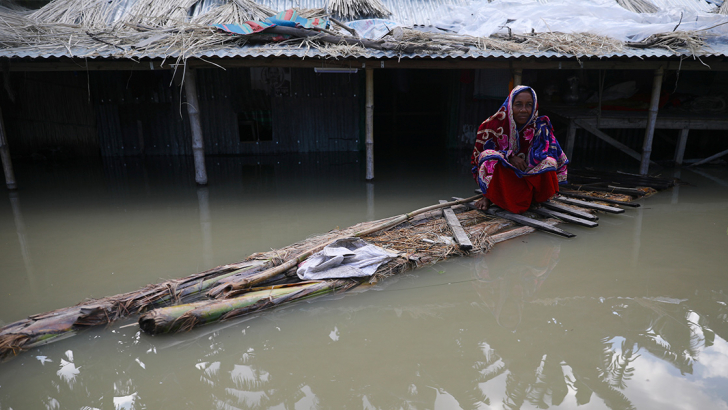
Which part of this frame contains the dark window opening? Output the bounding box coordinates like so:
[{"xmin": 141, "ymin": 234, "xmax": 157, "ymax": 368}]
[{"xmin": 238, "ymin": 111, "xmax": 272, "ymax": 143}]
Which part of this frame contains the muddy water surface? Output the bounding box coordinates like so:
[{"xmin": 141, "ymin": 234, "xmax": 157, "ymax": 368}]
[{"xmin": 1, "ymin": 154, "xmax": 727, "ymax": 410}]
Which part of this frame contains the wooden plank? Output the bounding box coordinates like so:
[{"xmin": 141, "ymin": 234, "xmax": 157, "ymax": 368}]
[
  {"xmin": 438, "ymin": 200, "xmax": 473, "ymax": 251},
  {"xmin": 564, "ymin": 183, "xmax": 648, "ymax": 197},
  {"xmin": 560, "ymin": 191, "xmax": 640, "ymax": 207},
  {"xmin": 540, "ymin": 200, "xmax": 599, "ymax": 220},
  {"xmin": 554, "ymin": 196, "xmax": 625, "ymax": 214},
  {"xmin": 531, "ymin": 207, "xmax": 599, "ymax": 228},
  {"xmin": 485, "ymin": 206, "xmax": 576, "ymax": 238}
]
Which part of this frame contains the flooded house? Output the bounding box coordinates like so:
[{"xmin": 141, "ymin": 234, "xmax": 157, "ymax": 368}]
[
  {"xmin": 1, "ymin": 0, "xmax": 728, "ymax": 191},
  {"xmin": 1, "ymin": 0, "xmax": 728, "ymax": 409}
]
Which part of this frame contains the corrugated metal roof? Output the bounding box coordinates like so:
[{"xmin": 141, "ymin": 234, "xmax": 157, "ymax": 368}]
[{"xmin": 3, "ymin": 41, "xmax": 728, "ymax": 60}]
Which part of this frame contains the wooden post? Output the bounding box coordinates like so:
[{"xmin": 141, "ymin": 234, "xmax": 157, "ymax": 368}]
[
  {"xmin": 184, "ymin": 68, "xmax": 208, "ymax": 186},
  {"xmin": 565, "ymin": 120, "xmax": 576, "ymax": 159},
  {"xmin": 639, "ymin": 67, "xmax": 664, "ymax": 175},
  {"xmin": 0, "ymin": 106, "xmax": 17, "ymax": 190},
  {"xmin": 674, "ymin": 128, "xmax": 689, "ymax": 165},
  {"xmin": 365, "ymin": 68, "xmax": 374, "ymax": 181},
  {"xmin": 513, "ymin": 68, "xmax": 523, "ymax": 87}
]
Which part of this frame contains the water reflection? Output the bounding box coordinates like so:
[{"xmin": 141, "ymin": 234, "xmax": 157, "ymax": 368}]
[
  {"xmin": 0, "ymin": 159, "xmax": 727, "ymax": 409},
  {"xmin": 7, "ymin": 190, "xmax": 38, "ymax": 299},
  {"xmin": 473, "ymin": 238, "xmax": 561, "ymax": 329}
]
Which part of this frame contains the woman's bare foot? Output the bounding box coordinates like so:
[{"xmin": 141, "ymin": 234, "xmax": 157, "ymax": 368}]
[{"xmin": 475, "ymin": 197, "xmax": 490, "ymax": 210}]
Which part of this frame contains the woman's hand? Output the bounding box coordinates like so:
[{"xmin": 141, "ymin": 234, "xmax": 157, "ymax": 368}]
[
  {"xmin": 475, "ymin": 197, "xmax": 490, "ymax": 210},
  {"xmin": 509, "ymin": 154, "xmax": 527, "ymax": 171}
]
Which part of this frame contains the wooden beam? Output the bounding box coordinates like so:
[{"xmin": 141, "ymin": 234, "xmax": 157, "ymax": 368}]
[
  {"xmin": 689, "ymin": 147, "xmax": 728, "ymax": 167},
  {"xmin": 559, "ymin": 191, "xmax": 640, "ymax": 207},
  {"xmin": 485, "ymin": 206, "xmax": 576, "ymax": 238},
  {"xmin": 674, "ymin": 128, "xmax": 689, "ymax": 165},
  {"xmin": 531, "ymin": 207, "xmax": 598, "ymax": 227},
  {"xmin": 540, "ymin": 200, "xmax": 599, "ymax": 220},
  {"xmin": 640, "ymin": 67, "xmax": 664, "ymax": 175},
  {"xmin": 554, "ymin": 196, "xmax": 625, "ymax": 214},
  {"xmin": 570, "ymin": 117, "xmax": 728, "ymax": 130},
  {"xmin": 0, "ymin": 106, "xmax": 17, "ymax": 190},
  {"xmin": 184, "ymin": 68, "xmax": 208, "ymax": 186},
  {"xmin": 365, "ymin": 68, "xmax": 374, "ymax": 181},
  {"xmin": 439, "ymin": 200, "xmax": 473, "ymax": 250},
  {"xmin": 573, "ymin": 119, "xmax": 657, "ymax": 166}
]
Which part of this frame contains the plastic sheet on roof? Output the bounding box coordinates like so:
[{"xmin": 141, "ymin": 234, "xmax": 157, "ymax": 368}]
[{"xmin": 433, "ymin": 0, "xmax": 728, "ymax": 42}]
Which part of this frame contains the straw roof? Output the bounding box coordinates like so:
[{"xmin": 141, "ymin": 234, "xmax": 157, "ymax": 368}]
[{"xmin": 0, "ymin": 0, "xmax": 723, "ymax": 64}]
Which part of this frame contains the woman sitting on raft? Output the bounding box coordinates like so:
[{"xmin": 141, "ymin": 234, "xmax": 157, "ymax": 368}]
[{"xmin": 471, "ymin": 85, "xmax": 569, "ymax": 214}]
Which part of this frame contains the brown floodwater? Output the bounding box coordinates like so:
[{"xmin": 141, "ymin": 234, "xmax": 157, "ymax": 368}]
[{"xmin": 1, "ymin": 153, "xmax": 727, "ymax": 410}]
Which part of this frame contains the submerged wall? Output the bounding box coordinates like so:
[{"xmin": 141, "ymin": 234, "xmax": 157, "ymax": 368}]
[{"xmin": 0, "ymin": 67, "xmax": 361, "ymax": 158}]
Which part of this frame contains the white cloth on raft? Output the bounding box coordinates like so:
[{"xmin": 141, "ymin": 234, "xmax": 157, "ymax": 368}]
[{"xmin": 296, "ymin": 237, "xmax": 398, "ymax": 280}]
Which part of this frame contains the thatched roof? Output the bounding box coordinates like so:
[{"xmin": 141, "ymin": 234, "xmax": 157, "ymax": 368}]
[{"xmin": 0, "ymin": 0, "xmax": 727, "ymax": 66}]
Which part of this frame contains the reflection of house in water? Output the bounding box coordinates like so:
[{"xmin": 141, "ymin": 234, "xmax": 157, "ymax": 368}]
[{"xmin": 470, "ymin": 250, "xmax": 728, "ymax": 409}]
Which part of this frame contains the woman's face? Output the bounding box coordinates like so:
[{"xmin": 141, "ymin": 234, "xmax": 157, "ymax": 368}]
[{"xmin": 512, "ymin": 91, "xmax": 534, "ymax": 127}]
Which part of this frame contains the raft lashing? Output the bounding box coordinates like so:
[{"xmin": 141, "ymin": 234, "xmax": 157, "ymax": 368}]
[{"xmin": 0, "ymin": 170, "xmax": 674, "ymax": 360}]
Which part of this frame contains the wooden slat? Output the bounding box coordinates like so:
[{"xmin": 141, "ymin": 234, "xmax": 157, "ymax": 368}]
[
  {"xmin": 554, "ymin": 196, "xmax": 625, "ymax": 214},
  {"xmin": 560, "ymin": 191, "xmax": 640, "ymax": 207},
  {"xmin": 540, "ymin": 200, "xmax": 599, "ymax": 220},
  {"xmin": 485, "ymin": 206, "xmax": 576, "ymax": 238},
  {"xmin": 531, "ymin": 207, "xmax": 598, "ymax": 228},
  {"xmin": 438, "ymin": 200, "xmax": 473, "ymax": 251}
]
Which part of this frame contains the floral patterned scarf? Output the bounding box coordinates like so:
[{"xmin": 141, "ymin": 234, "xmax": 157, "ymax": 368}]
[{"xmin": 470, "ymin": 85, "xmax": 568, "ymax": 195}]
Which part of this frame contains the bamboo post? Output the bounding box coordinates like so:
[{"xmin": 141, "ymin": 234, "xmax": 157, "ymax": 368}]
[
  {"xmin": 565, "ymin": 120, "xmax": 576, "ymax": 159},
  {"xmin": 674, "ymin": 128, "xmax": 689, "ymax": 166},
  {"xmin": 365, "ymin": 68, "xmax": 374, "ymax": 181},
  {"xmin": 513, "ymin": 69, "xmax": 523, "ymax": 87},
  {"xmin": 0, "ymin": 106, "xmax": 17, "ymax": 190},
  {"xmin": 184, "ymin": 68, "xmax": 208, "ymax": 186},
  {"xmin": 639, "ymin": 67, "xmax": 664, "ymax": 175}
]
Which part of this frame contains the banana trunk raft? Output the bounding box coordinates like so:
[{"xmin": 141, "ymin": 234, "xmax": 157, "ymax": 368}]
[{"xmin": 1, "ymin": 174, "xmax": 669, "ymax": 360}]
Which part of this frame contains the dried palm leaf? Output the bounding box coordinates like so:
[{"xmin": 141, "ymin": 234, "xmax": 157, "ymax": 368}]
[{"xmin": 327, "ymin": 0, "xmax": 391, "ymax": 19}]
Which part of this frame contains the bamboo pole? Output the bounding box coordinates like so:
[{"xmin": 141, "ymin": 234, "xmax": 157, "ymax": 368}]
[
  {"xmin": 207, "ymin": 195, "xmax": 482, "ymax": 298},
  {"xmin": 565, "ymin": 120, "xmax": 576, "ymax": 159},
  {"xmin": 673, "ymin": 128, "xmax": 689, "ymax": 165},
  {"xmin": 0, "ymin": 106, "xmax": 17, "ymax": 190},
  {"xmin": 365, "ymin": 68, "xmax": 374, "ymax": 181},
  {"xmin": 513, "ymin": 68, "xmax": 523, "ymax": 87},
  {"xmin": 184, "ymin": 68, "xmax": 208, "ymax": 185},
  {"xmin": 639, "ymin": 67, "xmax": 664, "ymax": 175}
]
